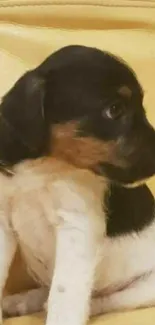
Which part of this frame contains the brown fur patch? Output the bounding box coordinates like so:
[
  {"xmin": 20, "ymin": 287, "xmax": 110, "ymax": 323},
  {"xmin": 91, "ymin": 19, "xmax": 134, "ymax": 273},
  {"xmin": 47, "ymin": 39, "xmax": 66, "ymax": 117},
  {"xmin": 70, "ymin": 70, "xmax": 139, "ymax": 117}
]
[
  {"xmin": 118, "ymin": 85, "xmax": 132, "ymax": 98},
  {"xmin": 50, "ymin": 121, "xmax": 122, "ymax": 172}
]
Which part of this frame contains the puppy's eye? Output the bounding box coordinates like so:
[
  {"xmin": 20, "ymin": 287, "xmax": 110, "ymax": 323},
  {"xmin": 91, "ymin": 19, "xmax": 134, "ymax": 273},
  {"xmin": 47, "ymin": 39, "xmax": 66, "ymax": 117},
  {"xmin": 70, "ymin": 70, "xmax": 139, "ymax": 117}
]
[{"xmin": 103, "ymin": 101, "xmax": 125, "ymax": 120}]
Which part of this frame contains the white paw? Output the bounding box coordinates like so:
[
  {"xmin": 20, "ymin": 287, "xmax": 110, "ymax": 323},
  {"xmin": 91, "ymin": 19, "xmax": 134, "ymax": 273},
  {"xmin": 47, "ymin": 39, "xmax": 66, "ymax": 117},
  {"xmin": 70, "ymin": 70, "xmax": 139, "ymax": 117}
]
[
  {"xmin": 2, "ymin": 288, "xmax": 48, "ymax": 318},
  {"xmin": 2, "ymin": 294, "xmax": 29, "ymax": 318}
]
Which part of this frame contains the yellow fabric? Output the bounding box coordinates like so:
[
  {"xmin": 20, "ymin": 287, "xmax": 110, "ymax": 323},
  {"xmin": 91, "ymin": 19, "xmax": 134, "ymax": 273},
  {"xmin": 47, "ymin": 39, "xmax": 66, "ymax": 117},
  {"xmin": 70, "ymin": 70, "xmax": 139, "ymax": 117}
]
[
  {"xmin": 3, "ymin": 308, "xmax": 155, "ymax": 325},
  {"xmin": 1, "ymin": 0, "xmax": 155, "ymax": 324}
]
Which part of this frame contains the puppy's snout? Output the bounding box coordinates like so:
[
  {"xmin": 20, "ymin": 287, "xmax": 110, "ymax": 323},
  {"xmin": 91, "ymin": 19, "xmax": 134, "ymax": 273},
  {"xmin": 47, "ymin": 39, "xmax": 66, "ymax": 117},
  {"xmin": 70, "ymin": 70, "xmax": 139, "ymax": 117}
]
[
  {"xmin": 139, "ymin": 121, "xmax": 155, "ymax": 155},
  {"xmin": 129, "ymin": 123, "xmax": 155, "ymax": 180},
  {"xmin": 107, "ymin": 120, "xmax": 155, "ymax": 186},
  {"xmin": 124, "ymin": 117, "xmax": 155, "ymax": 160},
  {"xmin": 144, "ymin": 128, "xmax": 155, "ymax": 164}
]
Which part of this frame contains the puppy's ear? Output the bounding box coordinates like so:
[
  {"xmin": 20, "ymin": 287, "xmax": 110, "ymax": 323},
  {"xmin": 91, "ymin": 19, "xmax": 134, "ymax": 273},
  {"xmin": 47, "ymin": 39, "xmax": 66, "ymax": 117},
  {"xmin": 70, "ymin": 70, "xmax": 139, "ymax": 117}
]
[{"xmin": 0, "ymin": 71, "xmax": 46, "ymax": 164}]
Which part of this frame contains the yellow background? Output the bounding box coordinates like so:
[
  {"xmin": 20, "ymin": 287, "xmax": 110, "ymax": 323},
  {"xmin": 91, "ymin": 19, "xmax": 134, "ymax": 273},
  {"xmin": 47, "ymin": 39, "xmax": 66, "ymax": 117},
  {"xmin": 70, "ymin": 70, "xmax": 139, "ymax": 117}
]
[{"xmin": 1, "ymin": 1, "xmax": 155, "ymax": 324}]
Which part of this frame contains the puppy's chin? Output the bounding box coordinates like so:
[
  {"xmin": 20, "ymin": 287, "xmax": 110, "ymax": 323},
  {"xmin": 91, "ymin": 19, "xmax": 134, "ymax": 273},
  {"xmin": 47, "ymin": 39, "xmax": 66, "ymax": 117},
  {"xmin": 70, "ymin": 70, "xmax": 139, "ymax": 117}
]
[
  {"xmin": 124, "ymin": 180, "xmax": 148, "ymax": 189},
  {"xmin": 97, "ymin": 163, "xmax": 155, "ymax": 188}
]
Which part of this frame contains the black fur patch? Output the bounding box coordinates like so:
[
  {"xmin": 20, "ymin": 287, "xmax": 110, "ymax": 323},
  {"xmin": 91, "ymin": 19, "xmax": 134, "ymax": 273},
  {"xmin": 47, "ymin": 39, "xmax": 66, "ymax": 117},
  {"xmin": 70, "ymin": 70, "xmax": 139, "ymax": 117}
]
[{"xmin": 106, "ymin": 184, "xmax": 155, "ymax": 237}]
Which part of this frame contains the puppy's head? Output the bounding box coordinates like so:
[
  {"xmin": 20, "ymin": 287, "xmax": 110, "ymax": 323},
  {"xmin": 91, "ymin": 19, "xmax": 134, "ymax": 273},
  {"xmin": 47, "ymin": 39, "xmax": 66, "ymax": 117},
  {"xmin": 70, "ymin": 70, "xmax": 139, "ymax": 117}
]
[{"xmin": 1, "ymin": 45, "xmax": 155, "ymax": 186}]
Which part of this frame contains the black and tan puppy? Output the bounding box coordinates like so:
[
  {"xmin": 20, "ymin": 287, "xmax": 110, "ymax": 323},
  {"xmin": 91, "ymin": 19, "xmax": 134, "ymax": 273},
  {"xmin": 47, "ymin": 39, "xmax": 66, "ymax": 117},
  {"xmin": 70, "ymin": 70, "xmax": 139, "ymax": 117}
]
[{"xmin": 0, "ymin": 46, "xmax": 155, "ymax": 325}]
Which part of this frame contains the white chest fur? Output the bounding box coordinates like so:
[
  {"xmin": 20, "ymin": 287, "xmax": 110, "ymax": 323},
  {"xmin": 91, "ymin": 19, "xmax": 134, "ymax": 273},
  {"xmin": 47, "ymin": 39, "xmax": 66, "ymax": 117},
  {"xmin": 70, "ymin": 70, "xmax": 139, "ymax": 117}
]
[
  {"xmin": 1, "ymin": 158, "xmax": 106, "ymax": 284},
  {"xmin": 1, "ymin": 159, "xmax": 155, "ymax": 318},
  {"xmin": 0, "ymin": 158, "xmax": 108, "ymax": 325},
  {"xmin": 1, "ymin": 159, "xmax": 155, "ymax": 290}
]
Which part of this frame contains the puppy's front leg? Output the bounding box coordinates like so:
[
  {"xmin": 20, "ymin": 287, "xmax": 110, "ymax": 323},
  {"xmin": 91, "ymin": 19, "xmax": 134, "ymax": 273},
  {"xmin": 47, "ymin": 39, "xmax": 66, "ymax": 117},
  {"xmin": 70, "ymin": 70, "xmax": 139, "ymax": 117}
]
[
  {"xmin": 46, "ymin": 210, "xmax": 104, "ymax": 325},
  {"xmin": 0, "ymin": 227, "xmax": 16, "ymax": 324}
]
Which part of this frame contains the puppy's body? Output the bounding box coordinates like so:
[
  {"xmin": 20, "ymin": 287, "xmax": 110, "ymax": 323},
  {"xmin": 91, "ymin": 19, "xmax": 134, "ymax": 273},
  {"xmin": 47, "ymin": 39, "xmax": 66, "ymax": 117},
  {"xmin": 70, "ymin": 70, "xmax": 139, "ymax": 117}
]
[
  {"xmin": 93, "ymin": 185, "xmax": 155, "ymax": 314},
  {"xmin": 3, "ymin": 178, "xmax": 155, "ymax": 317},
  {"xmin": 10, "ymin": 158, "xmax": 105, "ymax": 283},
  {"xmin": 0, "ymin": 157, "xmax": 106, "ymax": 325},
  {"xmin": 1, "ymin": 45, "xmax": 155, "ymax": 324},
  {"xmin": 93, "ymin": 222, "xmax": 155, "ymax": 314}
]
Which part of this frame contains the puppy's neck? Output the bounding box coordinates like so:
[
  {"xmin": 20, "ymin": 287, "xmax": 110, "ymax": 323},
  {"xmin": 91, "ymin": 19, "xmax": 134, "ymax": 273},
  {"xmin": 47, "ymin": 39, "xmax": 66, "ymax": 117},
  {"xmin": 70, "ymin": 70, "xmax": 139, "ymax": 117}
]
[{"xmin": 15, "ymin": 156, "xmax": 108, "ymax": 204}]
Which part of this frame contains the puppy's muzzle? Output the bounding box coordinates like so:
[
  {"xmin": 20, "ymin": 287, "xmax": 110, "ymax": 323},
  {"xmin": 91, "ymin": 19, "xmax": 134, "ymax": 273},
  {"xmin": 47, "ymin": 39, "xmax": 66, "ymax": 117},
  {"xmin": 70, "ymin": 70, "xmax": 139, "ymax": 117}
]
[{"xmin": 102, "ymin": 122, "xmax": 155, "ymax": 186}]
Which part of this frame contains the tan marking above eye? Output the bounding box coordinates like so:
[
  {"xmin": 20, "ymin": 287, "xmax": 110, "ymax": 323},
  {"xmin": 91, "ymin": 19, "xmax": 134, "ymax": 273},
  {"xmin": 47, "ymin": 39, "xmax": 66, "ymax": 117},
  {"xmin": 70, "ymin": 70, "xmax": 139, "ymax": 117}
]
[{"xmin": 118, "ymin": 86, "xmax": 132, "ymax": 98}]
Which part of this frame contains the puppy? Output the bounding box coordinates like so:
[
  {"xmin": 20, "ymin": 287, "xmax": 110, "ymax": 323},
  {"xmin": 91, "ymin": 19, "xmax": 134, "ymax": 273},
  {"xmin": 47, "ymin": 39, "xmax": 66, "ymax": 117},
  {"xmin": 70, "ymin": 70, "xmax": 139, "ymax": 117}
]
[
  {"xmin": 3, "ymin": 184, "xmax": 155, "ymax": 317},
  {"xmin": 0, "ymin": 46, "xmax": 155, "ymax": 325}
]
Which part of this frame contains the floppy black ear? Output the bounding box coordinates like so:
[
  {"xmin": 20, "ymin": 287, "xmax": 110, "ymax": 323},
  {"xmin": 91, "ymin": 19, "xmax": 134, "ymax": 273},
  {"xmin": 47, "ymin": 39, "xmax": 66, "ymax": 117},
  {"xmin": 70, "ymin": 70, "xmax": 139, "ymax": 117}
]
[{"xmin": 0, "ymin": 71, "xmax": 46, "ymax": 165}]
